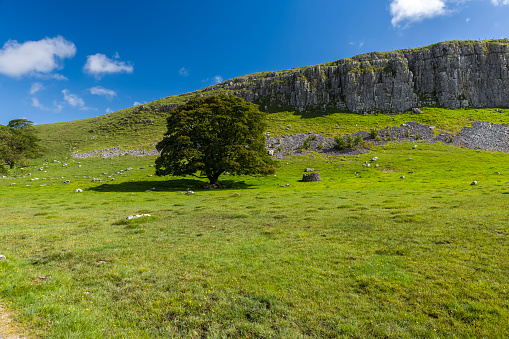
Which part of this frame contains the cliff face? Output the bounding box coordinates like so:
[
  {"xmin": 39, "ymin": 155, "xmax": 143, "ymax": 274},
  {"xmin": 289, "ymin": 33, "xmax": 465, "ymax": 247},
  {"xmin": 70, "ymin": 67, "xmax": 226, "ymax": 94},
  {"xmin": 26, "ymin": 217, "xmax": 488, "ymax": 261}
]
[{"xmin": 208, "ymin": 40, "xmax": 509, "ymax": 113}]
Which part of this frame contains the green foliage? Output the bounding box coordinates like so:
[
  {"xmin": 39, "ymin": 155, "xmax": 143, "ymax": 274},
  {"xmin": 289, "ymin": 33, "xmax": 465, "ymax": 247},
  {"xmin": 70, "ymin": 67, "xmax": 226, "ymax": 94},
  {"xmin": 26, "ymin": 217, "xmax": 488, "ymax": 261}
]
[
  {"xmin": 369, "ymin": 128, "xmax": 379, "ymax": 139},
  {"xmin": 302, "ymin": 135, "xmax": 316, "ymax": 150},
  {"xmin": 334, "ymin": 136, "xmax": 347, "ymax": 150},
  {"xmin": 0, "ymin": 119, "xmax": 45, "ymax": 169},
  {"xmin": 334, "ymin": 134, "xmax": 364, "ymax": 150},
  {"xmin": 347, "ymin": 135, "xmax": 354, "ymax": 148},
  {"xmin": 155, "ymin": 94, "xmax": 276, "ymax": 185},
  {"xmin": 354, "ymin": 134, "xmax": 364, "ymax": 145}
]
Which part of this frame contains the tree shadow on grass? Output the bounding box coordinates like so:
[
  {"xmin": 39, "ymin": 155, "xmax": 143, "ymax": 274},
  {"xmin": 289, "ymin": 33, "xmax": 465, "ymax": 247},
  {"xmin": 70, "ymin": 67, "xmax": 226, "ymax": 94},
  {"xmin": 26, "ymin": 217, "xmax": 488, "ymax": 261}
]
[{"xmin": 88, "ymin": 178, "xmax": 254, "ymax": 193}]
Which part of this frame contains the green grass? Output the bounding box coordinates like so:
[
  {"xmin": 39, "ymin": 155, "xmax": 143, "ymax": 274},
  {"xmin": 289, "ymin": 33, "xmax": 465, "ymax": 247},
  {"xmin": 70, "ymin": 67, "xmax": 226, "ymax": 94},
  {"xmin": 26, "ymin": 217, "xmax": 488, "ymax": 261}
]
[
  {"xmin": 1, "ymin": 142, "xmax": 509, "ymax": 338},
  {"xmin": 265, "ymin": 107, "xmax": 509, "ymax": 137}
]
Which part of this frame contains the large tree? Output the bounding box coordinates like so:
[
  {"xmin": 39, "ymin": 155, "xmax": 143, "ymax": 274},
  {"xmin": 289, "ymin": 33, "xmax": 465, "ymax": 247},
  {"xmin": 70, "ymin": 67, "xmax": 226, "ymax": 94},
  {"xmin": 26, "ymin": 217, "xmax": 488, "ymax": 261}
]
[
  {"xmin": 0, "ymin": 119, "xmax": 45, "ymax": 169},
  {"xmin": 155, "ymin": 94, "xmax": 275, "ymax": 186}
]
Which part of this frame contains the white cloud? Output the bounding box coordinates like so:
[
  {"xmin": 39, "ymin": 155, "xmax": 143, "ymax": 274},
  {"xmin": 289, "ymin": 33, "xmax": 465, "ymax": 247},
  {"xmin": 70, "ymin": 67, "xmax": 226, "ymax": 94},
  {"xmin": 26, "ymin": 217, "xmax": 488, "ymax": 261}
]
[
  {"xmin": 212, "ymin": 75, "xmax": 223, "ymax": 84},
  {"xmin": 106, "ymin": 107, "xmax": 113, "ymax": 113},
  {"xmin": 62, "ymin": 89, "xmax": 94, "ymax": 111},
  {"xmin": 491, "ymin": 0, "xmax": 509, "ymax": 5},
  {"xmin": 30, "ymin": 82, "xmax": 44, "ymax": 95},
  {"xmin": 0, "ymin": 36, "xmax": 76, "ymax": 78},
  {"xmin": 89, "ymin": 86, "xmax": 117, "ymax": 98},
  {"xmin": 390, "ymin": 0, "xmax": 447, "ymax": 27},
  {"xmin": 83, "ymin": 53, "xmax": 133, "ymax": 78},
  {"xmin": 133, "ymin": 101, "xmax": 147, "ymax": 106},
  {"xmin": 31, "ymin": 97, "xmax": 49, "ymax": 111},
  {"xmin": 466, "ymin": 17, "xmax": 471, "ymax": 23},
  {"xmin": 62, "ymin": 89, "xmax": 84, "ymax": 107}
]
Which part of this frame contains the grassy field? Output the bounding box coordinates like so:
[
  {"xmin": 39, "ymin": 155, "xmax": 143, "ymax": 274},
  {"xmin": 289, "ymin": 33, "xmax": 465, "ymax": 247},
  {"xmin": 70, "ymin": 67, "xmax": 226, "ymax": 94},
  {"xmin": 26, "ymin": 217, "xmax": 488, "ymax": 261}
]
[{"xmin": 1, "ymin": 141, "xmax": 509, "ymax": 338}]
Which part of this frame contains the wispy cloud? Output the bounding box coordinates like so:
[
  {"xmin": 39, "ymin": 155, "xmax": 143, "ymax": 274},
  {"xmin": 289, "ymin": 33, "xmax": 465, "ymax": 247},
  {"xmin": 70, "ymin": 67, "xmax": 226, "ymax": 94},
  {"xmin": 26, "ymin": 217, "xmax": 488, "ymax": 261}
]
[
  {"xmin": 31, "ymin": 97, "xmax": 49, "ymax": 111},
  {"xmin": 491, "ymin": 0, "xmax": 509, "ymax": 5},
  {"xmin": 62, "ymin": 89, "xmax": 94, "ymax": 111},
  {"xmin": 133, "ymin": 101, "xmax": 147, "ymax": 106},
  {"xmin": 0, "ymin": 36, "xmax": 76, "ymax": 78},
  {"xmin": 390, "ymin": 0, "xmax": 447, "ymax": 27},
  {"xmin": 89, "ymin": 86, "xmax": 116, "ymax": 98},
  {"xmin": 105, "ymin": 107, "xmax": 113, "ymax": 113},
  {"xmin": 179, "ymin": 67, "xmax": 189, "ymax": 76},
  {"xmin": 30, "ymin": 82, "xmax": 44, "ymax": 95},
  {"xmin": 83, "ymin": 53, "xmax": 133, "ymax": 79},
  {"xmin": 203, "ymin": 75, "xmax": 224, "ymax": 85},
  {"xmin": 53, "ymin": 101, "xmax": 63, "ymax": 113}
]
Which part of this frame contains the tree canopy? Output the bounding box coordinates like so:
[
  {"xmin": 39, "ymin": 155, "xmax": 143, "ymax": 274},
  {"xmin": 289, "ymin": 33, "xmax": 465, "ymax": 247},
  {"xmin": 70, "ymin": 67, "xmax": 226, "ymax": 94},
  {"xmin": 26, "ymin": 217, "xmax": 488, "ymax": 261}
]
[
  {"xmin": 155, "ymin": 94, "xmax": 275, "ymax": 186},
  {"xmin": 0, "ymin": 119, "xmax": 45, "ymax": 169}
]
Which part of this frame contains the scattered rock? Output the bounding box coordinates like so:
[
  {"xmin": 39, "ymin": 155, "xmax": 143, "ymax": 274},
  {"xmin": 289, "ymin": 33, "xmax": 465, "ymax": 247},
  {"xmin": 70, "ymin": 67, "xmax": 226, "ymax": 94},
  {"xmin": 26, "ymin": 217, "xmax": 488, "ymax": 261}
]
[
  {"xmin": 408, "ymin": 171, "xmax": 414, "ymax": 174},
  {"xmin": 126, "ymin": 214, "xmax": 151, "ymax": 220},
  {"xmin": 39, "ymin": 275, "xmax": 52, "ymax": 279},
  {"xmin": 302, "ymin": 172, "xmax": 321, "ymax": 182},
  {"xmin": 412, "ymin": 145, "xmax": 417, "ymax": 149},
  {"xmin": 0, "ymin": 255, "xmax": 5, "ymax": 261},
  {"xmin": 64, "ymin": 180, "xmax": 70, "ymax": 184},
  {"xmin": 305, "ymin": 168, "xmax": 315, "ymax": 172},
  {"xmin": 471, "ymin": 180, "xmax": 478, "ymax": 185},
  {"xmin": 75, "ymin": 189, "xmax": 83, "ymax": 193},
  {"xmin": 400, "ymin": 176, "xmax": 406, "ymax": 179}
]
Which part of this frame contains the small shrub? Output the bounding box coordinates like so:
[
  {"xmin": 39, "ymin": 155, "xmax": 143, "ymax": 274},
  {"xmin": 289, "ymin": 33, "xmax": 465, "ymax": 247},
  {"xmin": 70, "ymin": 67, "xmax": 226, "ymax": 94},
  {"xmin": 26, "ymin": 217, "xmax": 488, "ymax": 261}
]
[
  {"xmin": 347, "ymin": 135, "xmax": 354, "ymax": 148},
  {"xmin": 334, "ymin": 136, "xmax": 347, "ymax": 150},
  {"xmin": 302, "ymin": 135, "xmax": 316, "ymax": 150},
  {"xmin": 353, "ymin": 135, "xmax": 364, "ymax": 146},
  {"xmin": 369, "ymin": 128, "xmax": 378, "ymax": 139},
  {"xmin": 415, "ymin": 132, "xmax": 421, "ymax": 140},
  {"xmin": 406, "ymin": 129, "xmax": 410, "ymax": 137}
]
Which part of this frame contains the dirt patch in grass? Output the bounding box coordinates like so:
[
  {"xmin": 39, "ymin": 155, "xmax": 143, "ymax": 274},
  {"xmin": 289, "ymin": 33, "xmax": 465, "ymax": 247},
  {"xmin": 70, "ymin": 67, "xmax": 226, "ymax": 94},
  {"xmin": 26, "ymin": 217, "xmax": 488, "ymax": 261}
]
[{"xmin": 0, "ymin": 304, "xmax": 26, "ymax": 339}]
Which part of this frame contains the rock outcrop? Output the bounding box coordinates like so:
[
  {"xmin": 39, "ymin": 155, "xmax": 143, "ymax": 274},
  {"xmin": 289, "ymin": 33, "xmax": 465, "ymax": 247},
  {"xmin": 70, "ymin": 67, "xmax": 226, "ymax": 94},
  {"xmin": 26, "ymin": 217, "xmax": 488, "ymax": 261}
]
[{"xmin": 199, "ymin": 39, "xmax": 509, "ymax": 113}]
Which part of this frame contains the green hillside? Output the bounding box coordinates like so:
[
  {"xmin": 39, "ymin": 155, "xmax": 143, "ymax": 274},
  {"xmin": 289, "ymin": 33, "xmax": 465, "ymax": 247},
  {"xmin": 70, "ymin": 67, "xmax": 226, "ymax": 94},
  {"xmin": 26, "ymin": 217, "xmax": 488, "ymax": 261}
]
[{"xmin": 34, "ymin": 102, "xmax": 509, "ymax": 159}]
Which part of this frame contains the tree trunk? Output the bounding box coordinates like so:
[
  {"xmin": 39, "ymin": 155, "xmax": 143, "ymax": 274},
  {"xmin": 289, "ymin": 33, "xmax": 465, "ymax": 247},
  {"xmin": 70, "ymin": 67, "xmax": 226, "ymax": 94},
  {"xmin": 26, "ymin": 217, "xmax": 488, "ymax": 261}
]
[
  {"xmin": 208, "ymin": 171, "xmax": 223, "ymax": 186},
  {"xmin": 9, "ymin": 162, "xmax": 14, "ymax": 169}
]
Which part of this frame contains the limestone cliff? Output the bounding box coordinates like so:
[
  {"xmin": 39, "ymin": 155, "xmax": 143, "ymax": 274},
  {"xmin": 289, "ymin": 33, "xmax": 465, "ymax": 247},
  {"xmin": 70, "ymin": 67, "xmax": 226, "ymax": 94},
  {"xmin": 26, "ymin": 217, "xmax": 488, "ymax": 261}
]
[{"xmin": 198, "ymin": 39, "xmax": 509, "ymax": 113}]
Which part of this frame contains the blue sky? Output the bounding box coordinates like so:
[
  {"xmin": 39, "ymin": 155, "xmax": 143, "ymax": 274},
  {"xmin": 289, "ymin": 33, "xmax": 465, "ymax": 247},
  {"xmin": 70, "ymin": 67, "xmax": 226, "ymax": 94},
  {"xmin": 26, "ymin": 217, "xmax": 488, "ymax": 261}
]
[{"xmin": 1, "ymin": 0, "xmax": 509, "ymax": 125}]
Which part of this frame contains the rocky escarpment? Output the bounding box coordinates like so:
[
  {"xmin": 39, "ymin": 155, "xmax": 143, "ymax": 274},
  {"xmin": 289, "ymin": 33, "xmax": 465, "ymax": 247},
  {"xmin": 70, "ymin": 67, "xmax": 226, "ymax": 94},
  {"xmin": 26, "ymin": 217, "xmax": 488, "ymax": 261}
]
[{"xmin": 201, "ymin": 39, "xmax": 509, "ymax": 114}]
